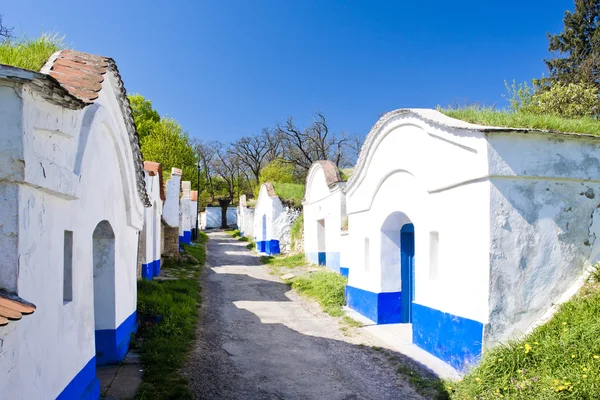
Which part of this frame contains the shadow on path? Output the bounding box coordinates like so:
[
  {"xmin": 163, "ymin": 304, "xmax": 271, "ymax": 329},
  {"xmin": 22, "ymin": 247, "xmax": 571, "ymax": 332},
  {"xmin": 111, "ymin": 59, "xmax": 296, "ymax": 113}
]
[{"xmin": 185, "ymin": 231, "xmax": 448, "ymax": 400}]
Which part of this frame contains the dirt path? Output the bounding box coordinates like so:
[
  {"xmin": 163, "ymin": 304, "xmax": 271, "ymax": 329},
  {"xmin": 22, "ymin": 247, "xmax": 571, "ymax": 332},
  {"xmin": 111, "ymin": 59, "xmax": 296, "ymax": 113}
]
[{"xmin": 185, "ymin": 230, "xmax": 428, "ymax": 400}]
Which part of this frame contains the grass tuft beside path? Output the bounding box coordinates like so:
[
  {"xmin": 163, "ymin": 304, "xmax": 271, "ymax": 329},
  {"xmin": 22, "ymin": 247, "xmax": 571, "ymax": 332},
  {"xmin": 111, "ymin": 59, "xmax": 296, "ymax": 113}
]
[
  {"xmin": 135, "ymin": 232, "xmax": 207, "ymax": 400},
  {"xmin": 439, "ymin": 106, "xmax": 600, "ymax": 136},
  {"xmin": 449, "ymin": 268, "xmax": 600, "ymax": 399},
  {"xmin": 291, "ymin": 272, "xmax": 348, "ymax": 317}
]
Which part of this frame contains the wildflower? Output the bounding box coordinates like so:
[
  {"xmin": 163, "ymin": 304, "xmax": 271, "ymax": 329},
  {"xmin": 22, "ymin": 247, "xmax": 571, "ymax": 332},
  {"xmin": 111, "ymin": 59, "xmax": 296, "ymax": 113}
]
[
  {"xmin": 497, "ymin": 358, "xmax": 503, "ymax": 362},
  {"xmin": 583, "ymin": 375, "xmax": 588, "ymax": 379},
  {"xmin": 563, "ymin": 322, "xmax": 567, "ymax": 325},
  {"xmin": 475, "ymin": 377, "xmax": 480, "ymax": 381},
  {"xmin": 534, "ymin": 341, "xmax": 539, "ymax": 345},
  {"xmin": 584, "ymin": 367, "xmax": 588, "ymax": 371},
  {"xmin": 525, "ymin": 343, "xmax": 532, "ymax": 353},
  {"xmin": 594, "ymin": 355, "xmax": 599, "ymax": 359},
  {"xmin": 572, "ymin": 354, "xmax": 577, "ymax": 358},
  {"xmin": 504, "ymin": 387, "xmax": 508, "ymax": 390},
  {"xmin": 563, "ymin": 328, "xmax": 568, "ymax": 332}
]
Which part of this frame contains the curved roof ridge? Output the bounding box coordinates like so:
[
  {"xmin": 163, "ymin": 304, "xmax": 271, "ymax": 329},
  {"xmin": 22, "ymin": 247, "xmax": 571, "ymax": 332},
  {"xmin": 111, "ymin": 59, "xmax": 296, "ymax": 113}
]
[
  {"xmin": 45, "ymin": 49, "xmax": 151, "ymax": 207},
  {"xmin": 262, "ymin": 182, "xmax": 278, "ymax": 198},
  {"xmin": 303, "ymin": 160, "xmax": 343, "ymax": 202},
  {"xmin": 345, "ymin": 108, "xmax": 519, "ymax": 192}
]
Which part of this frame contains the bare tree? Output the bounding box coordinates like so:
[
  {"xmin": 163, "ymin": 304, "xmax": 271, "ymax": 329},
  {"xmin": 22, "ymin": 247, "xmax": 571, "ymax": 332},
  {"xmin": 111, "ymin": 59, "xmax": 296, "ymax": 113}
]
[
  {"xmin": 210, "ymin": 142, "xmax": 240, "ymax": 204},
  {"xmin": 231, "ymin": 129, "xmax": 280, "ymax": 185},
  {"xmin": 0, "ymin": 15, "xmax": 13, "ymax": 41},
  {"xmin": 275, "ymin": 112, "xmax": 360, "ymax": 175},
  {"xmin": 194, "ymin": 139, "xmax": 216, "ymax": 200}
]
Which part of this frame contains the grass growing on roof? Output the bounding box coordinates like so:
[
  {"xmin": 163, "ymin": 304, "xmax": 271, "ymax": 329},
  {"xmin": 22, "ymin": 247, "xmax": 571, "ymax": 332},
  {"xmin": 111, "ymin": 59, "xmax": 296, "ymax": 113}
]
[
  {"xmin": 134, "ymin": 232, "xmax": 207, "ymax": 399},
  {"xmin": 0, "ymin": 34, "xmax": 64, "ymax": 72},
  {"xmin": 272, "ymin": 182, "xmax": 305, "ymax": 208},
  {"xmin": 449, "ymin": 264, "xmax": 600, "ymax": 399},
  {"xmin": 439, "ymin": 106, "xmax": 600, "ymax": 136}
]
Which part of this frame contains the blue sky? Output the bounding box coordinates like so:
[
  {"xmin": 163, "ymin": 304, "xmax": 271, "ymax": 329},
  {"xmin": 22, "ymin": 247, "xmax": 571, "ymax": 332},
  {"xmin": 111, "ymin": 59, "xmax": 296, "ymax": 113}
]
[{"xmin": 3, "ymin": 1, "xmax": 573, "ymax": 142}]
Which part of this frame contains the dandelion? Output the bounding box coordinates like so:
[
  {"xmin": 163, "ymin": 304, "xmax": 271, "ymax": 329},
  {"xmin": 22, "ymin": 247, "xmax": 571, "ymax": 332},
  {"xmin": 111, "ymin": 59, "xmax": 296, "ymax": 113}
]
[
  {"xmin": 497, "ymin": 358, "xmax": 503, "ymax": 362},
  {"xmin": 563, "ymin": 322, "xmax": 567, "ymax": 325},
  {"xmin": 525, "ymin": 343, "xmax": 532, "ymax": 353},
  {"xmin": 572, "ymin": 354, "xmax": 577, "ymax": 358},
  {"xmin": 584, "ymin": 367, "xmax": 588, "ymax": 371},
  {"xmin": 583, "ymin": 375, "xmax": 588, "ymax": 379},
  {"xmin": 594, "ymin": 355, "xmax": 599, "ymax": 359}
]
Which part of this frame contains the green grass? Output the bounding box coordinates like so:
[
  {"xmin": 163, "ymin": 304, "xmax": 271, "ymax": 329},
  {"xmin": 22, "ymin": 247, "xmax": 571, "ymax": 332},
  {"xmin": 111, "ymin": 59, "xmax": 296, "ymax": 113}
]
[
  {"xmin": 449, "ymin": 271, "xmax": 600, "ymax": 399},
  {"xmin": 134, "ymin": 232, "xmax": 207, "ymax": 399},
  {"xmin": 225, "ymin": 229, "xmax": 241, "ymax": 237},
  {"xmin": 0, "ymin": 34, "xmax": 63, "ymax": 71},
  {"xmin": 272, "ymin": 182, "xmax": 305, "ymax": 208},
  {"xmin": 260, "ymin": 253, "xmax": 308, "ymax": 269},
  {"xmin": 290, "ymin": 271, "xmax": 348, "ymax": 317},
  {"xmin": 290, "ymin": 215, "xmax": 303, "ymax": 251},
  {"xmin": 439, "ymin": 106, "xmax": 600, "ymax": 136}
]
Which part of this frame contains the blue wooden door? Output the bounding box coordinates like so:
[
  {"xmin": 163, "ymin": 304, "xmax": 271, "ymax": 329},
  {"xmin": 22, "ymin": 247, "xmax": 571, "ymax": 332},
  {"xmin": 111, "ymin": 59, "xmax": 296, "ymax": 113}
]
[{"xmin": 400, "ymin": 223, "xmax": 415, "ymax": 323}]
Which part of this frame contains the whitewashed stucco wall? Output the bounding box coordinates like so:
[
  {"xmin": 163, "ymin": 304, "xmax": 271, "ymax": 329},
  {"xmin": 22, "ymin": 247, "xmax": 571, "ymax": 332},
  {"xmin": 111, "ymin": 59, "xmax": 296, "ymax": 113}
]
[
  {"xmin": 163, "ymin": 169, "xmax": 182, "ymax": 228},
  {"xmin": 142, "ymin": 170, "xmax": 163, "ymax": 279},
  {"xmin": 203, "ymin": 207, "xmax": 237, "ymax": 228},
  {"xmin": 485, "ymin": 133, "xmax": 600, "ymax": 346},
  {"xmin": 253, "ymin": 184, "xmax": 299, "ymax": 255},
  {"xmin": 237, "ymin": 196, "xmax": 255, "ymax": 237},
  {"xmin": 0, "ymin": 71, "xmax": 145, "ymax": 399},
  {"xmin": 303, "ymin": 164, "xmax": 347, "ymax": 275},
  {"xmin": 344, "ymin": 109, "xmax": 600, "ymax": 371}
]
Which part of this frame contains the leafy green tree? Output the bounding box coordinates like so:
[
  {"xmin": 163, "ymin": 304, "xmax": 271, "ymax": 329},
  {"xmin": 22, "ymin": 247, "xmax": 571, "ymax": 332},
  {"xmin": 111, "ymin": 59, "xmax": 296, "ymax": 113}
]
[
  {"xmin": 128, "ymin": 94, "xmax": 160, "ymax": 141},
  {"xmin": 140, "ymin": 118, "xmax": 198, "ymax": 188},
  {"xmin": 545, "ymin": 0, "xmax": 600, "ymax": 88},
  {"xmin": 259, "ymin": 159, "xmax": 295, "ymax": 185}
]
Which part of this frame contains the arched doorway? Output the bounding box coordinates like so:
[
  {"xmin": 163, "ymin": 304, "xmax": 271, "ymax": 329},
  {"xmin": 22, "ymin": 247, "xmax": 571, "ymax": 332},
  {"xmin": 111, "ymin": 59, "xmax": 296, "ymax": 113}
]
[
  {"xmin": 380, "ymin": 212, "xmax": 415, "ymax": 323},
  {"xmin": 92, "ymin": 220, "xmax": 116, "ymax": 364}
]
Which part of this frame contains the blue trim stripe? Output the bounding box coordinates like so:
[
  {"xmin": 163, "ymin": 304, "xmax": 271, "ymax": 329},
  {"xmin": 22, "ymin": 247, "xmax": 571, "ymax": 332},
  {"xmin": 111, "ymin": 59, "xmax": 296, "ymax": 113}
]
[
  {"xmin": 141, "ymin": 262, "xmax": 153, "ymax": 280},
  {"xmin": 345, "ymin": 286, "xmax": 402, "ymax": 324},
  {"xmin": 412, "ymin": 303, "xmax": 484, "ymax": 371},
  {"xmin": 56, "ymin": 356, "xmax": 100, "ymax": 400},
  {"xmin": 340, "ymin": 267, "xmax": 349, "ymax": 277},
  {"xmin": 95, "ymin": 311, "xmax": 137, "ymax": 365},
  {"xmin": 256, "ymin": 240, "xmax": 280, "ymax": 255}
]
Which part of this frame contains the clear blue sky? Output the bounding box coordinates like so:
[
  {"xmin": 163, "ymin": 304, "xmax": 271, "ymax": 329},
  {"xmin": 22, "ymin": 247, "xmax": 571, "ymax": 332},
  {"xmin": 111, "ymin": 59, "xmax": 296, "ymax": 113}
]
[{"xmin": 4, "ymin": 0, "xmax": 573, "ymax": 142}]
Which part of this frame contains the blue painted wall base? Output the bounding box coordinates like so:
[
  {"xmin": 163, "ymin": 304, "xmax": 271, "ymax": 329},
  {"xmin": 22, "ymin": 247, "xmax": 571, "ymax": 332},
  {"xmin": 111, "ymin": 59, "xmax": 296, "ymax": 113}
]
[
  {"xmin": 179, "ymin": 230, "xmax": 192, "ymax": 249},
  {"xmin": 141, "ymin": 259, "xmax": 161, "ymax": 280},
  {"xmin": 412, "ymin": 303, "xmax": 484, "ymax": 371},
  {"xmin": 256, "ymin": 240, "xmax": 280, "ymax": 255},
  {"xmin": 141, "ymin": 263, "xmax": 153, "ymax": 280},
  {"xmin": 56, "ymin": 356, "xmax": 100, "ymax": 400},
  {"xmin": 306, "ymin": 251, "xmax": 347, "ymax": 276},
  {"xmin": 95, "ymin": 311, "xmax": 137, "ymax": 365},
  {"xmin": 345, "ymin": 286, "xmax": 402, "ymax": 324}
]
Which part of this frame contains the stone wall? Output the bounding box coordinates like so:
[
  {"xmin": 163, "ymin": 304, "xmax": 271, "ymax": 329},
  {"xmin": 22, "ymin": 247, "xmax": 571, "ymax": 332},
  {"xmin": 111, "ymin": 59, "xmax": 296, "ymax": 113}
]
[{"xmin": 162, "ymin": 225, "xmax": 180, "ymax": 259}]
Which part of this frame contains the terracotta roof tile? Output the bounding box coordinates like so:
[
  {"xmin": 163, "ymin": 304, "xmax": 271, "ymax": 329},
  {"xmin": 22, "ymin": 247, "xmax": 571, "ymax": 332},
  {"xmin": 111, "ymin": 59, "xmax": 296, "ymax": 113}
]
[
  {"xmin": 41, "ymin": 49, "xmax": 152, "ymax": 207},
  {"xmin": 144, "ymin": 161, "xmax": 165, "ymax": 202},
  {"xmin": 0, "ymin": 293, "xmax": 36, "ymax": 327},
  {"xmin": 48, "ymin": 50, "xmax": 110, "ymax": 104}
]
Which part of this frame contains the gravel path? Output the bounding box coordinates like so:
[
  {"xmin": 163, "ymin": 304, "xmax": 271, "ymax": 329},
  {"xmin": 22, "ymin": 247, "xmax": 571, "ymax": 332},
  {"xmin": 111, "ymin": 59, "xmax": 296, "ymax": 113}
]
[{"xmin": 185, "ymin": 231, "xmax": 427, "ymax": 400}]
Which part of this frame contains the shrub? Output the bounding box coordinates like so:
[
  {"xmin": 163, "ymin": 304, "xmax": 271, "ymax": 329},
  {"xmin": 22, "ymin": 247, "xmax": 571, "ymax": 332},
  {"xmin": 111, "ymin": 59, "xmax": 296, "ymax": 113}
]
[{"xmin": 525, "ymin": 81, "xmax": 600, "ymax": 118}]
